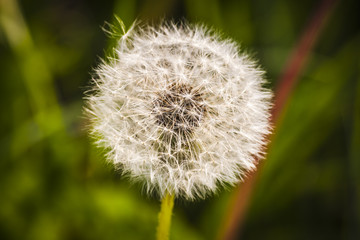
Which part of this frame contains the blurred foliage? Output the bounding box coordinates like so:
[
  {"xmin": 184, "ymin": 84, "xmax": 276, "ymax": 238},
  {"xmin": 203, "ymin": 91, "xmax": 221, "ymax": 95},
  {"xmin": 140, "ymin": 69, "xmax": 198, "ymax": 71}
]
[{"xmin": 0, "ymin": 0, "xmax": 359, "ymax": 239}]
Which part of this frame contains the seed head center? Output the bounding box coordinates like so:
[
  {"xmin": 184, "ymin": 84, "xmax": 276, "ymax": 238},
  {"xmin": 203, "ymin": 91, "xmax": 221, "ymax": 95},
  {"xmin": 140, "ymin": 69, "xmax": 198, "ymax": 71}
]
[{"xmin": 153, "ymin": 83, "xmax": 206, "ymax": 133}]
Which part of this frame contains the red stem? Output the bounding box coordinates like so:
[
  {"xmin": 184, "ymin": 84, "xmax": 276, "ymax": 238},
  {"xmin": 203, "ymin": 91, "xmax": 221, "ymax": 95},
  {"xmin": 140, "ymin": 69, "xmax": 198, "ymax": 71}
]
[
  {"xmin": 219, "ymin": 0, "xmax": 337, "ymax": 239},
  {"xmin": 272, "ymin": 0, "xmax": 336, "ymax": 121}
]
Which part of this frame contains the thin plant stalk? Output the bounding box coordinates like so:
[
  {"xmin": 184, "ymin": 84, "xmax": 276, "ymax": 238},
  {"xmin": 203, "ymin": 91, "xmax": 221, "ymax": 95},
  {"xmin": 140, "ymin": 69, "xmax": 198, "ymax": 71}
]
[
  {"xmin": 0, "ymin": 0, "xmax": 66, "ymax": 156},
  {"xmin": 218, "ymin": 0, "xmax": 337, "ymax": 239},
  {"xmin": 156, "ymin": 193, "xmax": 175, "ymax": 240}
]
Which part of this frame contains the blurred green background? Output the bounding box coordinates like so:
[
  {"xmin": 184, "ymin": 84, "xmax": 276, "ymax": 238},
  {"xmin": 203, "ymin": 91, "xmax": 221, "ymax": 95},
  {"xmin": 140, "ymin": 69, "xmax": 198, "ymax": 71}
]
[{"xmin": 0, "ymin": 0, "xmax": 359, "ymax": 239}]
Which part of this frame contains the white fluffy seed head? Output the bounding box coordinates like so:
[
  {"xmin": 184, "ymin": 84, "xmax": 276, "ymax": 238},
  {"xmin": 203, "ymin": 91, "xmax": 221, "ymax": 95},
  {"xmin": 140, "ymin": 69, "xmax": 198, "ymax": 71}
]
[{"xmin": 85, "ymin": 21, "xmax": 272, "ymax": 200}]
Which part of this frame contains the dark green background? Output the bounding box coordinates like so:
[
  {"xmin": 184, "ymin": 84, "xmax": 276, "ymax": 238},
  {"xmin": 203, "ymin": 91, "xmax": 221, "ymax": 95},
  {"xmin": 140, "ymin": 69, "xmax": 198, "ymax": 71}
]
[{"xmin": 0, "ymin": 0, "xmax": 359, "ymax": 239}]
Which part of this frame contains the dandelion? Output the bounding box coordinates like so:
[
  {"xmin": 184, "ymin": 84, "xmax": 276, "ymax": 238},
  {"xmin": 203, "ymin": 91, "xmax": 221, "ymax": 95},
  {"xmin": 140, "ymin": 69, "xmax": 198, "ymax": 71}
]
[{"xmin": 85, "ymin": 19, "xmax": 272, "ymax": 239}]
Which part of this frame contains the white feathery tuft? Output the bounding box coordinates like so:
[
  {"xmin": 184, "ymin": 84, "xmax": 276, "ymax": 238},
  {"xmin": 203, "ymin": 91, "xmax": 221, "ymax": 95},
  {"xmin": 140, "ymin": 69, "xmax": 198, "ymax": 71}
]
[{"xmin": 85, "ymin": 21, "xmax": 272, "ymax": 200}]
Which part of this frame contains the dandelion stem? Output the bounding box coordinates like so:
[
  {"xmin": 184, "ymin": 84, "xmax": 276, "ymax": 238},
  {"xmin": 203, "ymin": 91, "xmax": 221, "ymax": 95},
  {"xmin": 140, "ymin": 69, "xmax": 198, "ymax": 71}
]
[{"xmin": 156, "ymin": 193, "xmax": 175, "ymax": 240}]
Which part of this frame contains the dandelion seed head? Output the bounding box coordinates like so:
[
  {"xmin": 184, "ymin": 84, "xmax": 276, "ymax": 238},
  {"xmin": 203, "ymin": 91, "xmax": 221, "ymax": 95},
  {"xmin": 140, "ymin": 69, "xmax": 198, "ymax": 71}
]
[{"xmin": 86, "ymin": 22, "xmax": 272, "ymax": 200}]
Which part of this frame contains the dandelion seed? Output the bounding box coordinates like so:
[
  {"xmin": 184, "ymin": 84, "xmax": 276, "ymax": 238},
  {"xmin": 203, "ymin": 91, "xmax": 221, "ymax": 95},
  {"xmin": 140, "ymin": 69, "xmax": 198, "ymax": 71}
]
[{"xmin": 85, "ymin": 21, "xmax": 272, "ymax": 200}]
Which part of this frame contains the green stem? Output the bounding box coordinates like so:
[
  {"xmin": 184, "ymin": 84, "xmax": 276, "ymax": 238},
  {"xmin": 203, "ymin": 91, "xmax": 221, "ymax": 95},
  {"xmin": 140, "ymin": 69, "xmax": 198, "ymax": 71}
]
[
  {"xmin": 0, "ymin": 0, "xmax": 66, "ymax": 157},
  {"xmin": 156, "ymin": 193, "xmax": 175, "ymax": 240}
]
